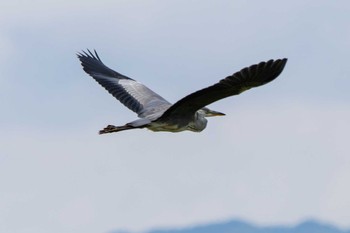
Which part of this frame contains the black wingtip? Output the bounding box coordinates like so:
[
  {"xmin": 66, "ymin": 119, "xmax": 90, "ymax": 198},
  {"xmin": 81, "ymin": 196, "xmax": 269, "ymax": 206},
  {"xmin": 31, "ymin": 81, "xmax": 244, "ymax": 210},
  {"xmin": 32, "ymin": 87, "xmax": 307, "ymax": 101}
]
[
  {"xmin": 77, "ymin": 49, "xmax": 102, "ymax": 62},
  {"xmin": 265, "ymin": 58, "xmax": 288, "ymax": 83},
  {"xmin": 281, "ymin": 58, "xmax": 288, "ymax": 70},
  {"xmin": 280, "ymin": 58, "xmax": 288, "ymax": 66},
  {"xmin": 275, "ymin": 58, "xmax": 288, "ymax": 74},
  {"xmin": 77, "ymin": 49, "xmax": 111, "ymax": 77},
  {"xmin": 77, "ymin": 49, "xmax": 130, "ymax": 80}
]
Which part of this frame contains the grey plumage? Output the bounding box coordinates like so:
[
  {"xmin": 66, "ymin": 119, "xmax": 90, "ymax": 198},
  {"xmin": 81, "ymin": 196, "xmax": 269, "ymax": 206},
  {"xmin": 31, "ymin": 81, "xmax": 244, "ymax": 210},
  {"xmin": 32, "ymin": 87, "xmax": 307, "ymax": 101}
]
[
  {"xmin": 77, "ymin": 50, "xmax": 287, "ymax": 134},
  {"xmin": 77, "ymin": 50, "xmax": 171, "ymax": 120}
]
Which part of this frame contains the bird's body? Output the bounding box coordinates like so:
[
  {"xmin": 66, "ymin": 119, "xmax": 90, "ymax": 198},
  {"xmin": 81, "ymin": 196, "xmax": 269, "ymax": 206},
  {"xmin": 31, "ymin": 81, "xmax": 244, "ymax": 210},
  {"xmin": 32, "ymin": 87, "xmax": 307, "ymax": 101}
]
[
  {"xmin": 77, "ymin": 50, "xmax": 287, "ymax": 134},
  {"xmin": 146, "ymin": 108, "xmax": 209, "ymax": 132}
]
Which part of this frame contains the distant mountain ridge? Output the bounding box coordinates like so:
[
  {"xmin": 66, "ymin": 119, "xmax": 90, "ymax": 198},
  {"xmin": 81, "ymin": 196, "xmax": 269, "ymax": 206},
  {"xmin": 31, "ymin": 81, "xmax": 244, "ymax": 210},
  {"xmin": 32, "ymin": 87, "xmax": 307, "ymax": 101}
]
[{"xmin": 111, "ymin": 220, "xmax": 350, "ymax": 233}]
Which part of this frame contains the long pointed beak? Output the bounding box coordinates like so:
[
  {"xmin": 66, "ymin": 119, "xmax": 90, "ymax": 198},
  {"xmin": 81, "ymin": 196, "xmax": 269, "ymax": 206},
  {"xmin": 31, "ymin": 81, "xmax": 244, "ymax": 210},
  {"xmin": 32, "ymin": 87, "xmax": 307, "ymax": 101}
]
[{"xmin": 209, "ymin": 110, "xmax": 226, "ymax": 117}]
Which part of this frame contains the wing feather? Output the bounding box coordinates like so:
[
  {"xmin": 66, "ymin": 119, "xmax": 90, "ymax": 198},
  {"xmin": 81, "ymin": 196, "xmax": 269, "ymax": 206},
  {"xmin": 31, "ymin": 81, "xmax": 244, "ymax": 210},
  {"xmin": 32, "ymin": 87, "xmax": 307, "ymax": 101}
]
[
  {"xmin": 158, "ymin": 58, "xmax": 287, "ymax": 120},
  {"xmin": 77, "ymin": 50, "xmax": 171, "ymax": 119}
]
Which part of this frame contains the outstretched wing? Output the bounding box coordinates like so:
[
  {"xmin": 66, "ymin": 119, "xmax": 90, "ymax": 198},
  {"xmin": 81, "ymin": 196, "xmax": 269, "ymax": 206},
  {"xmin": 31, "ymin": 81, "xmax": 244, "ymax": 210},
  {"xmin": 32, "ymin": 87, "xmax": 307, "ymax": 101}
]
[
  {"xmin": 77, "ymin": 50, "xmax": 171, "ymax": 119},
  {"xmin": 158, "ymin": 58, "xmax": 287, "ymax": 120}
]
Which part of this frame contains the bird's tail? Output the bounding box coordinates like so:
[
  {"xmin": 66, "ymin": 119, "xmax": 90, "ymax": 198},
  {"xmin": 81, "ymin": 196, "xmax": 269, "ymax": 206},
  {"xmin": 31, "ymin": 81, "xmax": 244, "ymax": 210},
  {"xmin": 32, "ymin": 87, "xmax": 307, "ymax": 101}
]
[{"xmin": 99, "ymin": 124, "xmax": 137, "ymax": 134}]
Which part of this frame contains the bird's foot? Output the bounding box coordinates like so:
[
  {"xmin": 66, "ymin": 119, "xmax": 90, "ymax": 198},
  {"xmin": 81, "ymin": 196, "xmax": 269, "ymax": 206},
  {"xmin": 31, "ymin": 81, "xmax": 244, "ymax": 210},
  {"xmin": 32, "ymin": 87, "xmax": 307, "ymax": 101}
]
[{"xmin": 99, "ymin": 125, "xmax": 118, "ymax": 134}]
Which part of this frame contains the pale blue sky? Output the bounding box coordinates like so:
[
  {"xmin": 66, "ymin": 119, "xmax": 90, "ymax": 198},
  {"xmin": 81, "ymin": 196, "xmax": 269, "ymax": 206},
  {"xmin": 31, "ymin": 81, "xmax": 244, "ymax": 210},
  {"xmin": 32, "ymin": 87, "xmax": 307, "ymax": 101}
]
[{"xmin": 1, "ymin": 1, "xmax": 350, "ymax": 233}]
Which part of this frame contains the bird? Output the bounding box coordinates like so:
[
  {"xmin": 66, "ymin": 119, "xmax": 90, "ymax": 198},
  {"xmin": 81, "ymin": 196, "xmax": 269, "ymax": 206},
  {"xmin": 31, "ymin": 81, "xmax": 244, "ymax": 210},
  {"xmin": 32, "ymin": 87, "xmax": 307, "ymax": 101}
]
[{"xmin": 77, "ymin": 50, "xmax": 287, "ymax": 134}]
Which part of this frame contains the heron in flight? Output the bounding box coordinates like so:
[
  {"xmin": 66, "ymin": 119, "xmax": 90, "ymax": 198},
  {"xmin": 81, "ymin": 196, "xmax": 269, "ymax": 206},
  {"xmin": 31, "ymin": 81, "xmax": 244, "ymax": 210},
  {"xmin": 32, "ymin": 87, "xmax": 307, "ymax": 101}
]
[{"xmin": 78, "ymin": 50, "xmax": 287, "ymax": 134}]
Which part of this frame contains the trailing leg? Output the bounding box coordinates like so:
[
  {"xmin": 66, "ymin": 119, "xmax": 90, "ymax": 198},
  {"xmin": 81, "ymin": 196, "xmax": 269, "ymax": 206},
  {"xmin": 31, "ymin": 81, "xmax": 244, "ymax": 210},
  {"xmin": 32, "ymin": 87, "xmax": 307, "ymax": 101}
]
[{"xmin": 99, "ymin": 124, "xmax": 136, "ymax": 134}]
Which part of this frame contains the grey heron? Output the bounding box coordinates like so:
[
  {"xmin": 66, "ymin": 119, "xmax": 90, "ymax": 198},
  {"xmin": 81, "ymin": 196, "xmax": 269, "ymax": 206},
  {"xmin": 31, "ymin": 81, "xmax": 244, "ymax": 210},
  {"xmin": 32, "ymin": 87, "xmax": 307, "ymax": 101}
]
[{"xmin": 77, "ymin": 50, "xmax": 287, "ymax": 134}]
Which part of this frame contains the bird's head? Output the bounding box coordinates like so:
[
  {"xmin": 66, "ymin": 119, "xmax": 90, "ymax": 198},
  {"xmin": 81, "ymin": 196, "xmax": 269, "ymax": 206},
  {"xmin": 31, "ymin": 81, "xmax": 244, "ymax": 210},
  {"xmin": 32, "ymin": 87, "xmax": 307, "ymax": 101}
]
[{"xmin": 200, "ymin": 107, "xmax": 226, "ymax": 117}]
